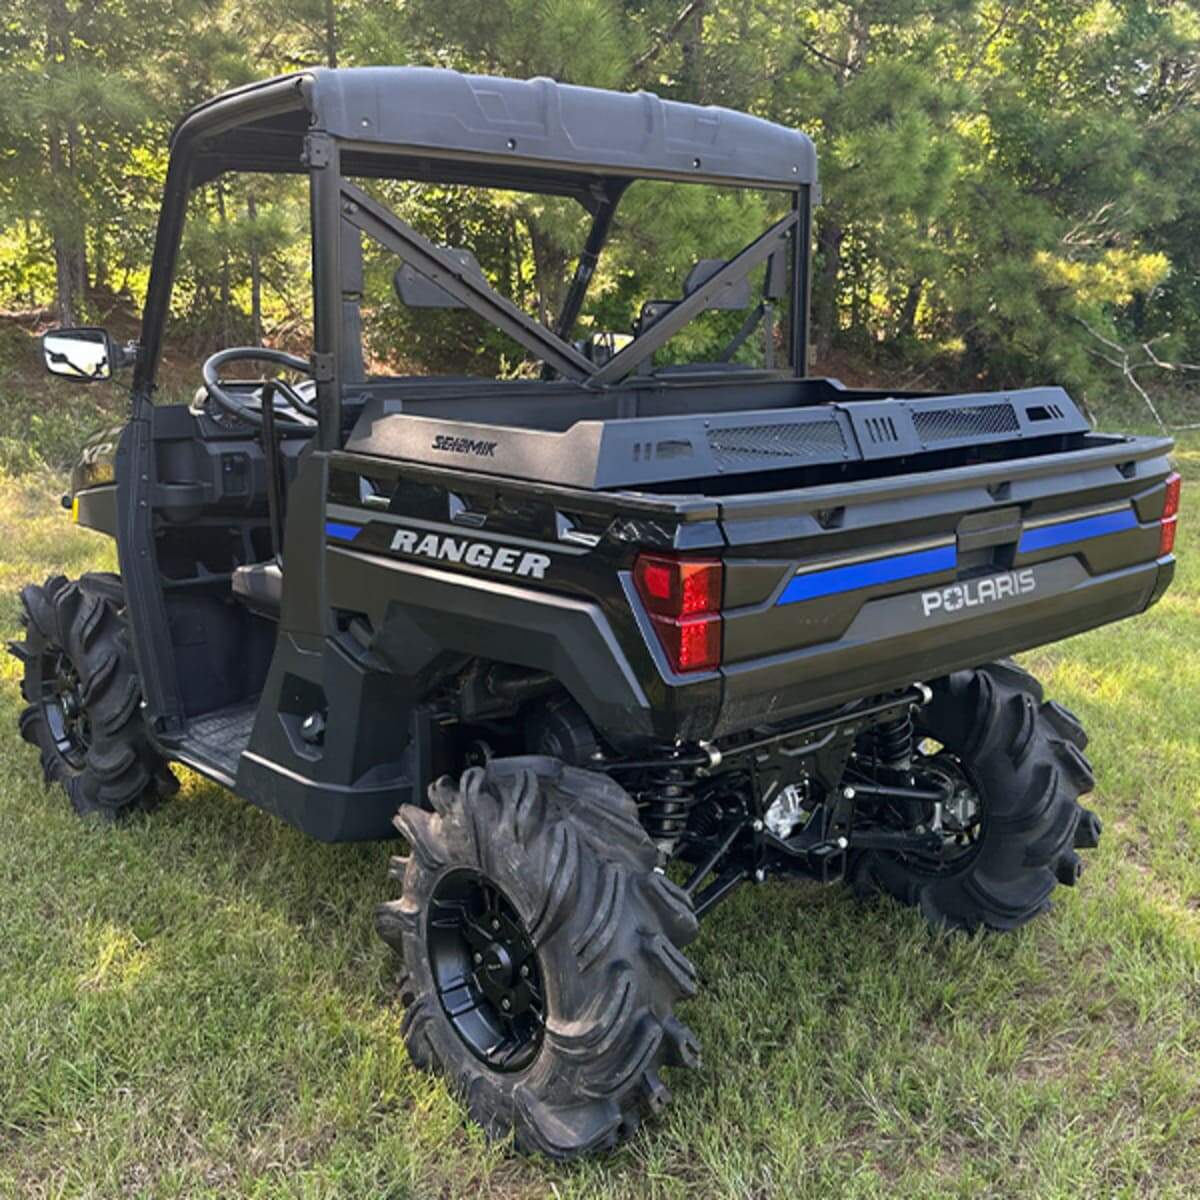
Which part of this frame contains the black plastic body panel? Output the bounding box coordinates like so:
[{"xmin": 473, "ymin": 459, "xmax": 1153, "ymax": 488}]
[
  {"xmin": 711, "ymin": 433, "xmax": 1174, "ymax": 732},
  {"xmin": 232, "ymin": 453, "xmax": 426, "ymax": 840},
  {"xmin": 718, "ymin": 557, "xmax": 1166, "ymax": 736},
  {"xmin": 235, "ymin": 630, "xmax": 417, "ymax": 842},
  {"xmin": 324, "ymin": 450, "xmax": 724, "ymax": 749}
]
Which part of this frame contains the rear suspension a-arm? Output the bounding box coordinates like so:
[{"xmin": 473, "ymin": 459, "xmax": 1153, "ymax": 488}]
[{"xmin": 603, "ymin": 685, "xmax": 936, "ymax": 920}]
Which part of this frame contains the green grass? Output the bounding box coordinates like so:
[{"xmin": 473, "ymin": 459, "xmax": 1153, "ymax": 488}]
[{"xmin": 1, "ymin": 436, "xmax": 1198, "ymax": 1199}]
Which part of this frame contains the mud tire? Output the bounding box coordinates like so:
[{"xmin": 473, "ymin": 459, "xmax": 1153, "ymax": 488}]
[
  {"xmin": 376, "ymin": 756, "xmax": 701, "ymax": 1159},
  {"xmin": 851, "ymin": 661, "xmax": 1101, "ymax": 931},
  {"xmin": 11, "ymin": 575, "xmax": 177, "ymax": 819}
]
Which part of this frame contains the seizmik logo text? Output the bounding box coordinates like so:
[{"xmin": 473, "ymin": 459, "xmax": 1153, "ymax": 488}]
[
  {"xmin": 431, "ymin": 435, "xmax": 498, "ymax": 457},
  {"xmin": 390, "ymin": 529, "xmax": 551, "ymax": 579},
  {"xmin": 921, "ymin": 568, "xmax": 1036, "ymax": 617}
]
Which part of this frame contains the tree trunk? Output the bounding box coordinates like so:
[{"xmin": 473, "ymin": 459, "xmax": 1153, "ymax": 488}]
[
  {"xmin": 52, "ymin": 229, "xmax": 76, "ymax": 327},
  {"xmin": 47, "ymin": 0, "xmax": 82, "ymax": 326},
  {"xmin": 898, "ymin": 279, "xmax": 922, "ymax": 339},
  {"xmin": 248, "ymin": 191, "xmax": 262, "ymax": 344},
  {"xmin": 524, "ymin": 218, "xmax": 569, "ymax": 330},
  {"xmin": 216, "ymin": 183, "xmax": 231, "ymax": 343},
  {"xmin": 92, "ymin": 233, "xmax": 109, "ymax": 300},
  {"xmin": 813, "ymin": 215, "xmax": 844, "ymax": 362},
  {"xmin": 964, "ymin": 324, "xmax": 990, "ymax": 384},
  {"xmin": 508, "ymin": 215, "xmax": 526, "ymax": 310},
  {"xmin": 22, "ymin": 218, "xmax": 36, "ymax": 308},
  {"xmin": 324, "ymin": 0, "xmax": 337, "ymax": 67},
  {"xmin": 65, "ymin": 123, "xmax": 89, "ymax": 308},
  {"xmin": 849, "ymin": 244, "xmax": 866, "ymax": 338},
  {"xmin": 48, "ymin": 129, "xmax": 83, "ymax": 326},
  {"xmin": 680, "ymin": 6, "xmax": 706, "ymax": 102}
]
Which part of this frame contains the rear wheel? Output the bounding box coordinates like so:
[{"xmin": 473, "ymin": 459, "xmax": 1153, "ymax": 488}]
[
  {"xmin": 850, "ymin": 661, "xmax": 1102, "ymax": 931},
  {"xmin": 10, "ymin": 575, "xmax": 177, "ymax": 819},
  {"xmin": 376, "ymin": 757, "xmax": 701, "ymax": 1159}
]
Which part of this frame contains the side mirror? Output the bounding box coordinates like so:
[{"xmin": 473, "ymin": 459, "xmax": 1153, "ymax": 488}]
[
  {"xmin": 41, "ymin": 327, "xmax": 129, "ymax": 382},
  {"xmin": 576, "ymin": 330, "xmax": 633, "ymax": 366}
]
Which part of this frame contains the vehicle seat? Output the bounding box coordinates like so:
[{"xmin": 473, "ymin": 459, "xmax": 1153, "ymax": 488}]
[{"xmin": 232, "ymin": 560, "xmax": 282, "ymax": 619}]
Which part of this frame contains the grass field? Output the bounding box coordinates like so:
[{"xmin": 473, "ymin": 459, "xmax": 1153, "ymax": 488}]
[{"xmin": 0, "ymin": 428, "xmax": 1197, "ymax": 1199}]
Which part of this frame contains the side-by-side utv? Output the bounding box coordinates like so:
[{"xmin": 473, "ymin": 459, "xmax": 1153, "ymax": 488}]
[{"xmin": 12, "ymin": 68, "xmax": 1179, "ymax": 1158}]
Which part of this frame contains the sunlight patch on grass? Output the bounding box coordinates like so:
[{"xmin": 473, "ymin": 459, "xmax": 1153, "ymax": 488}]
[{"xmin": 76, "ymin": 924, "xmax": 157, "ymax": 994}]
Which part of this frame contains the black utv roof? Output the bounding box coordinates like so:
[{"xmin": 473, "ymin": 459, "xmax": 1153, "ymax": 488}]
[{"xmin": 175, "ymin": 67, "xmax": 818, "ymax": 196}]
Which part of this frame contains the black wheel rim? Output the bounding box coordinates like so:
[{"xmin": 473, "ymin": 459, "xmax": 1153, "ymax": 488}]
[
  {"xmin": 427, "ymin": 869, "xmax": 545, "ymax": 1072},
  {"xmin": 38, "ymin": 647, "xmax": 90, "ymax": 770}
]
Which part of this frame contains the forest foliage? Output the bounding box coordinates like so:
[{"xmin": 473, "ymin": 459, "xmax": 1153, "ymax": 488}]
[{"xmin": 0, "ymin": 0, "xmax": 1197, "ymax": 423}]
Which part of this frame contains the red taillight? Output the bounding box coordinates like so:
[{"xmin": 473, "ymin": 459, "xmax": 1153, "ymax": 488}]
[
  {"xmin": 651, "ymin": 614, "xmax": 722, "ymax": 672},
  {"xmin": 1164, "ymin": 472, "xmax": 1182, "ymax": 519},
  {"xmin": 633, "ymin": 554, "xmax": 723, "ymax": 616},
  {"xmin": 633, "ymin": 554, "xmax": 723, "ymax": 673},
  {"xmin": 1161, "ymin": 472, "xmax": 1181, "ymax": 556}
]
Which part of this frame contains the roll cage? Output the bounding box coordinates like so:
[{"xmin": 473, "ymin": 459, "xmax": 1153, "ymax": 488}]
[{"xmin": 133, "ymin": 67, "xmax": 819, "ymax": 449}]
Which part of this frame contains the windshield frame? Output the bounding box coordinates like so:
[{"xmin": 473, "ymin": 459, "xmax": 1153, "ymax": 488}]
[{"xmin": 338, "ymin": 164, "xmax": 809, "ymax": 382}]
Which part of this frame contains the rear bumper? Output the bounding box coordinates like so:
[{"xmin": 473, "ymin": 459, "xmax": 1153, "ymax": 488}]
[{"xmin": 715, "ymin": 556, "xmax": 1170, "ymax": 737}]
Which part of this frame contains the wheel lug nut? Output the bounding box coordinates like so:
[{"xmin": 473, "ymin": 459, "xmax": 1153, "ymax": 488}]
[
  {"xmin": 501, "ymin": 997, "xmax": 511, "ymax": 1010},
  {"xmin": 520, "ymin": 964, "xmax": 529, "ymax": 977},
  {"xmin": 473, "ymin": 952, "xmax": 482, "ymax": 965},
  {"xmin": 491, "ymin": 919, "xmax": 500, "ymax": 931}
]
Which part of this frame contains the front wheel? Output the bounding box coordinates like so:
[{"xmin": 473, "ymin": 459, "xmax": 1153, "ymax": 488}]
[
  {"xmin": 10, "ymin": 575, "xmax": 176, "ymax": 818},
  {"xmin": 850, "ymin": 661, "xmax": 1103, "ymax": 931},
  {"xmin": 375, "ymin": 757, "xmax": 702, "ymax": 1159}
]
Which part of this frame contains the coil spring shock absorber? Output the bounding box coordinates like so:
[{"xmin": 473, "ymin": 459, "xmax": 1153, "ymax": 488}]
[
  {"xmin": 872, "ymin": 711, "xmax": 914, "ymax": 769},
  {"xmin": 641, "ymin": 766, "xmax": 699, "ymax": 853}
]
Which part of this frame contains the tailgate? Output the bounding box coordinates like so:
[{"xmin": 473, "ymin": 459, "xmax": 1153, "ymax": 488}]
[{"xmin": 713, "ymin": 435, "xmax": 1175, "ymax": 736}]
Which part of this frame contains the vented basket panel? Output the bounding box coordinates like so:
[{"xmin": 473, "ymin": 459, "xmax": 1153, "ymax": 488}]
[
  {"xmin": 863, "ymin": 415, "xmax": 900, "ymax": 445},
  {"xmin": 913, "ymin": 403, "xmax": 1019, "ymax": 443},
  {"xmin": 708, "ymin": 419, "xmax": 846, "ymax": 467}
]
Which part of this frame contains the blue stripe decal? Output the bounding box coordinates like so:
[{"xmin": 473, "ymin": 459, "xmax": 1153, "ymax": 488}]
[
  {"xmin": 325, "ymin": 520, "xmax": 362, "ymax": 541},
  {"xmin": 1018, "ymin": 509, "xmax": 1137, "ymax": 553},
  {"xmin": 777, "ymin": 544, "xmax": 957, "ymax": 606}
]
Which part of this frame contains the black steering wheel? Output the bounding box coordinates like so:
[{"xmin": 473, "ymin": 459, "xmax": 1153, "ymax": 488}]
[{"xmin": 201, "ymin": 347, "xmax": 319, "ymax": 430}]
